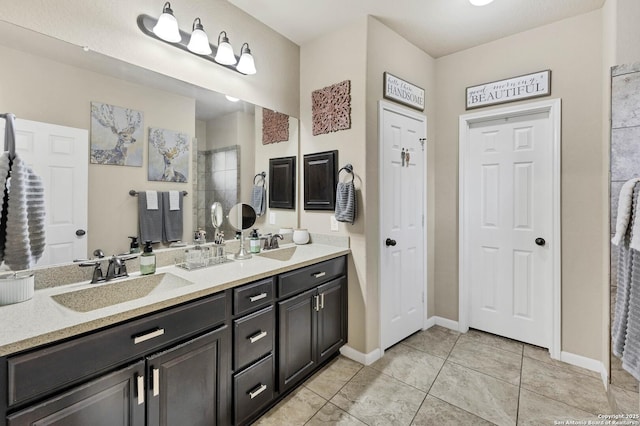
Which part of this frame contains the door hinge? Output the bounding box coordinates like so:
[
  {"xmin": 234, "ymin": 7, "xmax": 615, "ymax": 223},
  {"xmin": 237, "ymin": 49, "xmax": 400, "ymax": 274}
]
[
  {"xmin": 419, "ymin": 138, "xmax": 426, "ymax": 151},
  {"xmin": 422, "ymin": 214, "xmax": 425, "ymax": 227}
]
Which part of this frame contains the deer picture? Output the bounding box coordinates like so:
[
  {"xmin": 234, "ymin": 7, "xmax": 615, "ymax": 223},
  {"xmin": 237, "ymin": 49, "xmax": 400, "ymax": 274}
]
[
  {"xmin": 149, "ymin": 129, "xmax": 188, "ymax": 182},
  {"xmin": 90, "ymin": 103, "xmax": 142, "ymax": 165}
]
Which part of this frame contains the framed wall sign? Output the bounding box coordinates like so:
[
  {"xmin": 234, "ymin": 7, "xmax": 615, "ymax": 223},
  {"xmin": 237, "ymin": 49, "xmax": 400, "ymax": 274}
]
[
  {"xmin": 383, "ymin": 72, "xmax": 425, "ymax": 111},
  {"xmin": 466, "ymin": 70, "xmax": 551, "ymax": 110}
]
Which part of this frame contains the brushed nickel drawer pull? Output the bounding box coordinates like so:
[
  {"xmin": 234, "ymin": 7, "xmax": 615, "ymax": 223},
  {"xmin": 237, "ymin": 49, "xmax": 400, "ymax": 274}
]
[
  {"xmin": 153, "ymin": 368, "xmax": 160, "ymax": 397},
  {"xmin": 249, "ymin": 293, "xmax": 268, "ymax": 302},
  {"xmin": 314, "ymin": 295, "xmax": 320, "ymax": 312},
  {"xmin": 249, "ymin": 384, "xmax": 267, "ymax": 399},
  {"xmin": 249, "ymin": 330, "xmax": 267, "ymax": 343},
  {"xmin": 133, "ymin": 328, "xmax": 165, "ymax": 344},
  {"xmin": 312, "ymin": 272, "xmax": 326, "ymax": 278},
  {"xmin": 136, "ymin": 375, "xmax": 145, "ymax": 405},
  {"xmin": 320, "ymin": 293, "xmax": 325, "ymax": 309}
]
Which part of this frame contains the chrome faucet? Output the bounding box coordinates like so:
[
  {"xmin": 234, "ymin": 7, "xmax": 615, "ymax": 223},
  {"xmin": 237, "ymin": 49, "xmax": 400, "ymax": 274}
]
[
  {"xmin": 268, "ymin": 234, "xmax": 283, "ymax": 250},
  {"xmin": 77, "ymin": 250, "xmax": 136, "ymax": 283}
]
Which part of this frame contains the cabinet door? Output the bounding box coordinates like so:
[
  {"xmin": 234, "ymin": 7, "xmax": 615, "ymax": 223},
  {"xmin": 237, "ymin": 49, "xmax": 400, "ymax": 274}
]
[
  {"xmin": 146, "ymin": 326, "xmax": 230, "ymax": 426},
  {"xmin": 317, "ymin": 277, "xmax": 347, "ymax": 364},
  {"xmin": 277, "ymin": 288, "xmax": 317, "ymax": 393},
  {"xmin": 7, "ymin": 361, "xmax": 145, "ymax": 426}
]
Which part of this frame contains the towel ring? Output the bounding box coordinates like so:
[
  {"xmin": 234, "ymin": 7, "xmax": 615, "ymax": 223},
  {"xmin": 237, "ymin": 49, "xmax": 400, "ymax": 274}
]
[
  {"xmin": 338, "ymin": 164, "xmax": 354, "ymax": 182},
  {"xmin": 254, "ymin": 171, "xmax": 266, "ymax": 186}
]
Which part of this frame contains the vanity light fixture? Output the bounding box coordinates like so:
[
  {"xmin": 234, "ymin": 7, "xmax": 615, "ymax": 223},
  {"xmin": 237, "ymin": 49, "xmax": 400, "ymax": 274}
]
[
  {"xmin": 214, "ymin": 31, "xmax": 236, "ymax": 65},
  {"xmin": 187, "ymin": 18, "xmax": 212, "ymax": 55},
  {"xmin": 152, "ymin": 2, "xmax": 181, "ymax": 43},
  {"xmin": 469, "ymin": 0, "xmax": 494, "ymax": 5},
  {"xmin": 138, "ymin": 4, "xmax": 257, "ymax": 75},
  {"xmin": 236, "ymin": 43, "xmax": 257, "ymax": 75}
]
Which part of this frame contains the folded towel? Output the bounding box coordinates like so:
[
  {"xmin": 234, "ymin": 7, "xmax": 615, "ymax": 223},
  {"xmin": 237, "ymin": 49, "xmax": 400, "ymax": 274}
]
[
  {"xmin": 251, "ymin": 185, "xmax": 266, "ymax": 216},
  {"xmin": 335, "ymin": 180, "xmax": 356, "ymax": 224},
  {"xmin": 613, "ymin": 178, "xmax": 640, "ymax": 246},
  {"xmin": 138, "ymin": 191, "xmax": 163, "ymax": 243},
  {"xmin": 162, "ymin": 191, "xmax": 183, "ymax": 242},
  {"xmin": 146, "ymin": 190, "xmax": 158, "ymax": 210},
  {"xmin": 168, "ymin": 190, "xmax": 180, "ymax": 211}
]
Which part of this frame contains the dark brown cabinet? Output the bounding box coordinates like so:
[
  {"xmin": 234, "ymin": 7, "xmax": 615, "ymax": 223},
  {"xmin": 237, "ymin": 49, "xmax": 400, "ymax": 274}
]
[
  {"xmin": 2, "ymin": 255, "xmax": 348, "ymax": 426},
  {"xmin": 146, "ymin": 327, "xmax": 229, "ymax": 426},
  {"xmin": 278, "ymin": 276, "xmax": 347, "ymax": 393},
  {"xmin": 3, "ymin": 292, "xmax": 231, "ymax": 426},
  {"xmin": 7, "ymin": 361, "xmax": 146, "ymax": 426}
]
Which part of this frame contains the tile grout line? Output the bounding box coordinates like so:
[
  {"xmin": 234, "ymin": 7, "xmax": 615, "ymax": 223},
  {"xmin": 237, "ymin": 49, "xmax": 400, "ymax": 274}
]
[{"xmin": 515, "ymin": 345, "xmax": 524, "ymax": 426}]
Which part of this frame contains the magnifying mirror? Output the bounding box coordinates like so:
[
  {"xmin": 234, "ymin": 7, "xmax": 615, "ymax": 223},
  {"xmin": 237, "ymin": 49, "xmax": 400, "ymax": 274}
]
[{"xmin": 227, "ymin": 203, "xmax": 257, "ymax": 259}]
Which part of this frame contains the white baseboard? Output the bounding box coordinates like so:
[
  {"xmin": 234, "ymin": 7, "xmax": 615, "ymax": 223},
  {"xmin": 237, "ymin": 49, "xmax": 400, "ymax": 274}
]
[
  {"xmin": 425, "ymin": 316, "xmax": 459, "ymax": 331},
  {"xmin": 340, "ymin": 345, "xmax": 381, "ymax": 366},
  {"xmin": 560, "ymin": 351, "xmax": 608, "ymax": 388}
]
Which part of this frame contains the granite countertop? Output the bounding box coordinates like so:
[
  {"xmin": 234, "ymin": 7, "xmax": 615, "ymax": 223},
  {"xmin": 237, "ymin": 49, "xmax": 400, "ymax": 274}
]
[{"xmin": 0, "ymin": 243, "xmax": 350, "ymax": 356}]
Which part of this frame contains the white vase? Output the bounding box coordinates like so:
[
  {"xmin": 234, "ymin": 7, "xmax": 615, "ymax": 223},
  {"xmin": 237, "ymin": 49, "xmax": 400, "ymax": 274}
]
[{"xmin": 292, "ymin": 229, "xmax": 310, "ymax": 245}]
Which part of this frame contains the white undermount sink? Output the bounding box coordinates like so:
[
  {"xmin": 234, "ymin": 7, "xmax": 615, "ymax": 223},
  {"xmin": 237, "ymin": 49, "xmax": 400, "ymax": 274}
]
[{"xmin": 51, "ymin": 273, "xmax": 194, "ymax": 313}]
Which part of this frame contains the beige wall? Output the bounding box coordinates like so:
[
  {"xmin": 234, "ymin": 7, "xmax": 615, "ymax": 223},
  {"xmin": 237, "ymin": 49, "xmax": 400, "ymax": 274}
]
[
  {"xmin": 434, "ymin": 10, "xmax": 605, "ymax": 360},
  {"xmin": 0, "ymin": 44, "xmax": 195, "ymax": 258},
  {"xmin": 0, "ymin": 0, "xmax": 300, "ymax": 117},
  {"xmin": 299, "ymin": 16, "xmax": 436, "ymax": 355},
  {"xmin": 616, "ymin": 0, "xmax": 640, "ymax": 64},
  {"xmin": 300, "ymin": 18, "xmax": 369, "ymax": 352},
  {"xmin": 253, "ymin": 107, "xmax": 299, "ymax": 232}
]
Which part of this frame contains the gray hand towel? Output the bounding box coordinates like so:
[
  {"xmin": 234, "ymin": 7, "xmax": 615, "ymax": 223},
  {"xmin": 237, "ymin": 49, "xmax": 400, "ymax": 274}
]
[
  {"xmin": 138, "ymin": 191, "xmax": 163, "ymax": 243},
  {"xmin": 251, "ymin": 185, "xmax": 266, "ymax": 216},
  {"xmin": 162, "ymin": 191, "xmax": 183, "ymax": 242},
  {"xmin": 335, "ymin": 181, "xmax": 356, "ymax": 224}
]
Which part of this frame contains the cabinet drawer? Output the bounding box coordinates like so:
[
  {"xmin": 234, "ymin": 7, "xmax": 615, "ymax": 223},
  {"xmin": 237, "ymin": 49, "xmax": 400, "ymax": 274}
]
[
  {"xmin": 8, "ymin": 292, "xmax": 226, "ymax": 407},
  {"xmin": 234, "ymin": 306, "xmax": 274, "ymax": 370},
  {"xmin": 233, "ymin": 277, "xmax": 274, "ymax": 316},
  {"xmin": 234, "ymin": 354, "xmax": 274, "ymax": 426},
  {"xmin": 278, "ymin": 256, "xmax": 346, "ymax": 298}
]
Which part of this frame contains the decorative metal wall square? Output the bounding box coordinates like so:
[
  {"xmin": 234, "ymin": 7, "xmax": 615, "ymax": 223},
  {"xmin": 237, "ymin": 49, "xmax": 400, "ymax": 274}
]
[
  {"xmin": 90, "ymin": 102, "xmax": 143, "ymax": 166},
  {"xmin": 262, "ymin": 108, "xmax": 290, "ymax": 144},
  {"xmin": 312, "ymin": 80, "xmax": 351, "ymax": 136},
  {"xmin": 148, "ymin": 127, "xmax": 189, "ymax": 182}
]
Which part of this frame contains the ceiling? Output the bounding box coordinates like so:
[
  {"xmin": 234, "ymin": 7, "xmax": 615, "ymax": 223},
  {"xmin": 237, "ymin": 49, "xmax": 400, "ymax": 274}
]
[{"xmin": 228, "ymin": 0, "xmax": 605, "ymax": 58}]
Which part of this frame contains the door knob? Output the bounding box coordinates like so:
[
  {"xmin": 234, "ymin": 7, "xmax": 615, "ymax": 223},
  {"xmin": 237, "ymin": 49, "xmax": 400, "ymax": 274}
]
[
  {"xmin": 76, "ymin": 229, "xmax": 86, "ymax": 237},
  {"xmin": 385, "ymin": 238, "xmax": 396, "ymax": 247},
  {"xmin": 535, "ymin": 238, "xmax": 546, "ymax": 246}
]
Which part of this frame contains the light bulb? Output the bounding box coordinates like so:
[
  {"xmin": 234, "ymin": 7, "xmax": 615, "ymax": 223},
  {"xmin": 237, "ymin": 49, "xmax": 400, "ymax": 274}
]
[
  {"xmin": 152, "ymin": 2, "xmax": 181, "ymax": 43},
  {"xmin": 469, "ymin": 0, "xmax": 494, "ymax": 5}
]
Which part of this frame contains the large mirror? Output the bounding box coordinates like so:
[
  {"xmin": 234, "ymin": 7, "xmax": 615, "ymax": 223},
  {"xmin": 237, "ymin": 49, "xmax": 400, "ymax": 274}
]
[{"xmin": 0, "ymin": 20, "xmax": 299, "ymax": 266}]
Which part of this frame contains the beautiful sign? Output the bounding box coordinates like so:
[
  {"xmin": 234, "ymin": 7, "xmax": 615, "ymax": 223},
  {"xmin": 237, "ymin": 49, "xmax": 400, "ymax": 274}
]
[
  {"xmin": 384, "ymin": 72, "xmax": 425, "ymax": 111},
  {"xmin": 466, "ymin": 70, "xmax": 551, "ymax": 110}
]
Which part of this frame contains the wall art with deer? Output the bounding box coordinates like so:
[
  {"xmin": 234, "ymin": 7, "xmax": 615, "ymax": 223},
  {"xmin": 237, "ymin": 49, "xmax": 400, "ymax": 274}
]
[
  {"xmin": 148, "ymin": 127, "xmax": 189, "ymax": 183},
  {"xmin": 90, "ymin": 102, "xmax": 144, "ymax": 167}
]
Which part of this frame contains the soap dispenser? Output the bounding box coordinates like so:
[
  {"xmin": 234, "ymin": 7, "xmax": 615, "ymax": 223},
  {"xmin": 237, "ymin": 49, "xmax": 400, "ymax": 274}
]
[
  {"xmin": 128, "ymin": 236, "xmax": 140, "ymax": 254},
  {"xmin": 249, "ymin": 229, "xmax": 261, "ymax": 253},
  {"xmin": 140, "ymin": 241, "xmax": 156, "ymax": 275}
]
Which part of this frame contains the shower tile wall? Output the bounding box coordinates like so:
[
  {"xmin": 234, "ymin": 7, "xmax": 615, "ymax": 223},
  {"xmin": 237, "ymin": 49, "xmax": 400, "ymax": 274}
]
[
  {"xmin": 610, "ymin": 62, "xmax": 640, "ymax": 395},
  {"xmin": 197, "ymin": 146, "xmax": 240, "ymax": 241}
]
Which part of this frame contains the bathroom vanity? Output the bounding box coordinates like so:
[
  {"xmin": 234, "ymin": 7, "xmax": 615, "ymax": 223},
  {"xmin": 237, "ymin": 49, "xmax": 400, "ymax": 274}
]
[{"xmin": 0, "ymin": 245, "xmax": 348, "ymax": 426}]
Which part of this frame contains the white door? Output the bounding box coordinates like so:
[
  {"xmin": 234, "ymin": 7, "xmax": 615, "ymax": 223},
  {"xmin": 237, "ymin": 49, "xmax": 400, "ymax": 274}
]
[
  {"xmin": 464, "ymin": 107, "xmax": 556, "ymax": 347},
  {"xmin": 1, "ymin": 119, "xmax": 88, "ymax": 267},
  {"xmin": 380, "ymin": 101, "xmax": 426, "ymax": 350}
]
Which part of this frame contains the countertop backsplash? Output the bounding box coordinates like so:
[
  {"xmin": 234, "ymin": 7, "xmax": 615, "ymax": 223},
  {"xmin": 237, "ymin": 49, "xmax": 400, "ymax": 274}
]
[{"xmin": 32, "ymin": 232, "xmax": 348, "ymax": 290}]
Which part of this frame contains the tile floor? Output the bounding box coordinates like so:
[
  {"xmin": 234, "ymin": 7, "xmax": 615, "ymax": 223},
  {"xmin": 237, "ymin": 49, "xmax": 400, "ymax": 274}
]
[{"xmin": 254, "ymin": 326, "xmax": 640, "ymax": 425}]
